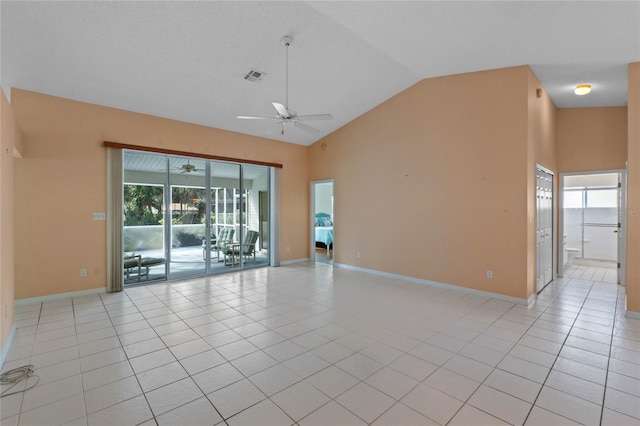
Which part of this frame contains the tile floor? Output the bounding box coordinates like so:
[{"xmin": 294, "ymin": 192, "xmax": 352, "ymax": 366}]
[{"xmin": 2, "ymin": 263, "xmax": 639, "ymax": 425}]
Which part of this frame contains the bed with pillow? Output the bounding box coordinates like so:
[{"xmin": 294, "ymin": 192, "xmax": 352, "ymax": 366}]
[{"xmin": 314, "ymin": 212, "xmax": 334, "ymax": 253}]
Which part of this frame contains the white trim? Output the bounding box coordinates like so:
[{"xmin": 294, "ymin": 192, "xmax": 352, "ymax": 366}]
[
  {"xmin": 1, "ymin": 324, "xmax": 17, "ymax": 367},
  {"xmin": 280, "ymin": 258, "xmax": 311, "ymax": 265},
  {"xmin": 335, "ymin": 263, "xmax": 533, "ymax": 305},
  {"xmin": 310, "ymin": 180, "xmax": 335, "ymax": 263},
  {"xmin": 270, "ymin": 168, "xmax": 280, "ymax": 267},
  {"xmin": 559, "ymin": 169, "xmax": 627, "ymax": 284},
  {"xmin": 625, "ymin": 310, "xmax": 640, "ymax": 320},
  {"xmin": 15, "ymin": 287, "xmax": 106, "ymax": 307}
]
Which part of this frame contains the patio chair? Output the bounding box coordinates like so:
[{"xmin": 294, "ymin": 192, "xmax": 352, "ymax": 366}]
[
  {"xmin": 223, "ymin": 230, "xmax": 260, "ymax": 267},
  {"xmin": 140, "ymin": 257, "xmax": 166, "ymax": 280},
  {"xmin": 123, "ymin": 253, "xmax": 142, "ymax": 281},
  {"xmin": 202, "ymin": 227, "xmax": 235, "ymax": 261}
]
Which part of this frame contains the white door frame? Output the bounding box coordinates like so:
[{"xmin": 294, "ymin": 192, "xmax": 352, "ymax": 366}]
[
  {"xmin": 310, "ymin": 180, "xmax": 334, "ymax": 261},
  {"xmin": 557, "ymin": 169, "xmax": 626, "ymax": 284}
]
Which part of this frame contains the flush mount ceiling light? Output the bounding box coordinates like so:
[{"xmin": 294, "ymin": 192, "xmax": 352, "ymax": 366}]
[{"xmin": 574, "ymin": 84, "xmax": 592, "ymax": 95}]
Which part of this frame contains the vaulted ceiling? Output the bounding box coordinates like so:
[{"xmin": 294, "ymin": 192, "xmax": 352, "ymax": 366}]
[{"xmin": 2, "ymin": 1, "xmax": 638, "ymax": 146}]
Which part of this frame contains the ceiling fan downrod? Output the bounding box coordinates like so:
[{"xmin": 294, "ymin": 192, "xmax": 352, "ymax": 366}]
[{"xmin": 281, "ymin": 36, "xmax": 292, "ymax": 111}]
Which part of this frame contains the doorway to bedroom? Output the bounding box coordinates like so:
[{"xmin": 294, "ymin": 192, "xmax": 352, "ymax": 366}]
[{"xmin": 311, "ymin": 180, "xmax": 334, "ymax": 265}]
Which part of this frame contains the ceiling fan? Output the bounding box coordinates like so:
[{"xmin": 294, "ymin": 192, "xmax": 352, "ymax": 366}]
[
  {"xmin": 237, "ymin": 36, "xmax": 333, "ymax": 135},
  {"xmin": 179, "ymin": 160, "xmax": 196, "ymax": 173}
]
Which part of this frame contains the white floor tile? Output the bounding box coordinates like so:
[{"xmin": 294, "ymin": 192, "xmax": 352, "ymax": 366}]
[
  {"xmin": 388, "ymin": 354, "xmax": 438, "ymax": 381},
  {"xmin": 227, "ymin": 398, "xmax": 293, "ymax": 426},
  {"xmin": 484, "ymin": 368, "xmax": 541, "ymax": 403},
  {"xmin": 545, "ymin": 370, "xmax": 604, "ymax": 404},
  {"xmin": 604, "ymin": 387, "xmax": 640, "ymax": 419},
  {"xmin": 535, "ymin": 385, "xmax": 602, "ymax": 425},
  {"xmin": 207, "ymin": 378, "xmax": 265, "ymax": 419},
  {"xmin": 525, "ymin": 406, "xmax": 581, "ymax": 425},
  {"xmin": 449, "ymin": 404, "xmax": 510, "ymax": 426},
  {"xmin": 4, "ymin": 264, "xmax": 638, "ymax": 426},
  {"xmin": 468, "ymin": 384, "xmax": 532, "ymax": 425},
  {"xmin": 401, "ymin": 383, "xmax": 464, "ymax": 425},
  {"xmin": 83, "ymin": 376, "xmax": 142, "ymax": 414},
  {"xmin": 299, "ymin": 400, "xmax": 365, "ymax": 426},
  {"xmin": 271, "ymin": 381, "xmax": 330, "ymax": 421},
  {"xmin": 335, "ymin": 382, "xmax": 395, "ymax": 423},
  {"xmin": 136, "ymin": 361, "xmax": 188, "ymax": 392},
  {"xmin": 145, "ymin": 377, "xmax": 204, "ymax": 416},
  {"xmin": 365, "ymin": 366, "xmax": 420, "ymax": 400},
  {"xmin": 248, "ymin": 364, "xmax": 301, "ymax": 396},
  {"xmin": 336, "ymin": 353, "xmax": 384, "ymax": 380},
  {"xmin": 371, "ymin": 403, "xmax": 438, "ymax": 425},
  {"xmin": 87, "ymin": 394, "xmax": 153, "ymax": 426},
  {"xmin": 17, "ymin": 394, "xmax": 85, "ymax": 426},
  {"xmin": 191, "ymin": 362, "xmax": 243, "ymax": 394}
]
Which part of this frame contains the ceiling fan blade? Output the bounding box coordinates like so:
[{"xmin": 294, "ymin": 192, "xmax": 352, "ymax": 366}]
[
  {"xmin": 294, "ymin": 121, "xmax": 320, "ymax": 133},
  {"xmin": 296, "ymin": 114, "xmax": 333, "ymax": 121},
  {"xmin": 237, "ymin": 115, "xmax": 276, "ymax": 120},
  {"xmin": 272, "ymin": 102, "xmax": 289, "ymax": 117}
]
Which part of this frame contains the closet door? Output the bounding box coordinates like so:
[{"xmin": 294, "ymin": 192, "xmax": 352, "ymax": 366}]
[{"xmin": 536, "ymin": 167, "xmax": 554, "ymax": 293}]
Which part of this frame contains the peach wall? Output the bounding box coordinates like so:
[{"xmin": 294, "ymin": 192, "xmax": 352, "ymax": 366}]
[
  {"xmin": 310, "ymin": 66, "xmax": 533, "ymax": 300},
  {"xmin": 557, "ymin": 107, "xmax": 627, "ymax": 173},
  {"xmin": 11, "ymin": 89, "xmax": 309, "ymax": 299},
  {"xmin": 527, "ymin": 70, "xmax": 558, "ymax": 298},
  {"xmin": 627, "ymin": 63, "xmax": 640, "ymax": 313},
  {"xmin": 1, "ymin": 89, "xmax": 22, "ymax": 351}
]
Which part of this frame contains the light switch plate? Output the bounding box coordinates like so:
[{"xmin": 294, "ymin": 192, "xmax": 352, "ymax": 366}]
[{"xmin": 93, "ymin": 212, "xmax": 106, "ymax": 220}]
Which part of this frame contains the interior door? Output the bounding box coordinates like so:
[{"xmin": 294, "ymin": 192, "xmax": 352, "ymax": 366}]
[{"xmin": 536, "ymin": 167, "xmax": 554, "ymax": 292}]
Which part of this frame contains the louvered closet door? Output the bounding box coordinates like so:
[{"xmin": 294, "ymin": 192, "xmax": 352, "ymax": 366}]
[{"xmin": 536, "ymin": 167, "xmax": 554, "ymax": 293}]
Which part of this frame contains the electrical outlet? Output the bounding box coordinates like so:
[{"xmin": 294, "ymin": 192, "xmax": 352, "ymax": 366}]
[
  {"xmin": 356, "ymin": 251, "xmax": 361, "ymax": 258},
  {"xmin": 487, "ymin": 270, "xmax": 493, "ymax": 279},
  {"xmin": 80, "ymin": 268, "xmax": 88, "ymax": 277},
  {"xmin": 286, "ymin": 246, "xmax": 290, "ymax": 253}
]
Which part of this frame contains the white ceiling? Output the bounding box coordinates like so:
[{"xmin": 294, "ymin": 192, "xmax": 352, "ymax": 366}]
[{"xmin": 2, "ymin": 1, "xmax": 638, "ymax": 146}]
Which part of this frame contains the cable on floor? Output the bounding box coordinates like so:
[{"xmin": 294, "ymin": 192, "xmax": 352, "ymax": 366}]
[{"xmin": 0, "ymin": 364, "xmax": 39, "ymax": 398}]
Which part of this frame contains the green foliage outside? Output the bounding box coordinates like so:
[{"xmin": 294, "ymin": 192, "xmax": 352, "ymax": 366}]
[{"xmin": 124, "ymin": 185, "xmax": 163, "ymax": 226}]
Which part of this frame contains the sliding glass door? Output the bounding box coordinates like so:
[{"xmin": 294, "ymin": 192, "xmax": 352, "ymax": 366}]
[
  {"xmin": 167, "ymin": 156, "xmax": 207, "ymax": 280},
  {"xmin": 123, "ymin": 150, "xmax": 270, "ymax": 285}
]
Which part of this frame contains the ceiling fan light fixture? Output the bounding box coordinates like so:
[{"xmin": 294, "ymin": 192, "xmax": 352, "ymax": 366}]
[
  {"xmin": 236, "ymin": 35, "xmax": 333, "ymax": 135},
  {"xmin": 574, "ymin": 84, "xmax": 592, "ymax": 95}
]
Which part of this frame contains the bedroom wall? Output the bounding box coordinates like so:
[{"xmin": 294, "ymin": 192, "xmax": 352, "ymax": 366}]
[
  {"xmin": 315, "ymin": 182, "xmax": 333, "ymax": 218},
  {"xmin": 11, "ymin": 89, "xmax": 309, "ymax": 300},
  {"xmin": 1, "ymin": 88, "xmax": 23, "ymax": 353},
  {"xmin": 310, "ymin": 66, "xmax": 536, "ymax": 300}
]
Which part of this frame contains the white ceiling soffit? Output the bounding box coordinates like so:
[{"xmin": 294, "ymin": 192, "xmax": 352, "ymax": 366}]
[{"xmin": 2, "ymin": 1, "xmax": 639, "ymax": 147}]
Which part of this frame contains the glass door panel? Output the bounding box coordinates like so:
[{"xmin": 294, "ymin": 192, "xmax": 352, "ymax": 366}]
[
  {"xmin": 242, "ymin": 164, "xmax": 269, "ymax": 269},
  {"xmin": 123, "ymin": 151, "xmax": 167, "ymax": 283},
  {"xmin": 123, "ymin": 151, "xmax": 272, "ymax": 284},
  {"xmin": 208, "ymin": 162, "xmax": 241, "ymax": 272},
  {"xmin": 168, "ymin": 156, "xmax": 207, "ymax": 279}
]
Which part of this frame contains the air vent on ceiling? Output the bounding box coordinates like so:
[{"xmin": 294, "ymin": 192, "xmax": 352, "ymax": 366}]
[{"xmin": 243, "ymin": 69, "xmax": 267, "ymax": 83}]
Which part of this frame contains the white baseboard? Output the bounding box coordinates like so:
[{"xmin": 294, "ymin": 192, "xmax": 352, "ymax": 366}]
[
  {"xmin": 334, "ymin": 263, "xmax": 532, "ymax": 306},
  {"xmin": 1, "ymin": 324, "xmax": 16, "ymax": 367},
  {"xmin": 280, "ymin": 258, "xmax": 311, "ymax": 266},
  {"xmin": 625, "ymin": 310, "xmax": 640, "ymax": 320},
  {"xmin": 15, "ymin": 287, "xmax": 106, "ymax": 307}
]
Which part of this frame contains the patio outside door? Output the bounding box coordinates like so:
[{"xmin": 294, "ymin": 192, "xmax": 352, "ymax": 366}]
[
  {"xmin": 167, "ymin": 156, "xmax": 207, "ymax": 280},
  {"xmin": 123, "ymin": 150, "xmax": 271, "ymax": 285}
]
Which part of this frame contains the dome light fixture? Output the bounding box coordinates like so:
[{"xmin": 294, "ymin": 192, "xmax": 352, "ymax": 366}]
[{"xmin": 574, "ymin": 84, "xmax": 592, "ymax": 96}]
